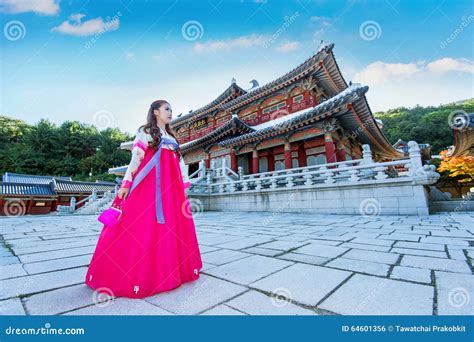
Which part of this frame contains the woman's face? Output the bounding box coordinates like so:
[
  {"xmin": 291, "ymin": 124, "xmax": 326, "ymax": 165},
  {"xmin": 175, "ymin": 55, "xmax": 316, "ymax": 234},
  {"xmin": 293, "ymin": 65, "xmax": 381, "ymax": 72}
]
[{"xmin": 154, "ymin": 102, "xmax": 172, "ymax": 125}]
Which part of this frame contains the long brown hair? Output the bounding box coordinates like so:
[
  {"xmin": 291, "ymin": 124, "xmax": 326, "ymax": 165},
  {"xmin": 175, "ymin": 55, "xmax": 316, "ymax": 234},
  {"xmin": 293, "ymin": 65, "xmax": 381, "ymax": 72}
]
[{"xmin": 139, "ymin": 100, "xmax": 182, "ymax": 160}]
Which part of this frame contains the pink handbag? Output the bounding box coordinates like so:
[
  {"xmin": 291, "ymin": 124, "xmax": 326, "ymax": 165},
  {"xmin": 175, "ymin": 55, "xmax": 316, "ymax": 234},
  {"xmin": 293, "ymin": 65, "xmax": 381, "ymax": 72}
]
[{"xmin": 98, "ymin": 196, "xmax": 124, "ymax": 227}]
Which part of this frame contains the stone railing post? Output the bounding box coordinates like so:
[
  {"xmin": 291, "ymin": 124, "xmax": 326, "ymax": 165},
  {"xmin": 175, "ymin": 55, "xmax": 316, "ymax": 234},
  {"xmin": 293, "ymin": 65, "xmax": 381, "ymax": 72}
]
[
  {"xmin": 408, "ymin": 141, "xmax": 440, "ymax": 184},
  {"xmin": 362, "ymin": 144, "xmax": 373, "ymax": 164},
  {"xmin": 70, "ymin": 197, "xmax": 76, "ymax": 213}
]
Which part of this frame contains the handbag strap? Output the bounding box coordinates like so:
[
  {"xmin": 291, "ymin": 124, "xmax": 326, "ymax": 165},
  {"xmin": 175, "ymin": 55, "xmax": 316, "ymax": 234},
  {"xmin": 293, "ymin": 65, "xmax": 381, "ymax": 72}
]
[{"xmin": 111, "ymin": 196, "xmax": 124, "ymax": 209}]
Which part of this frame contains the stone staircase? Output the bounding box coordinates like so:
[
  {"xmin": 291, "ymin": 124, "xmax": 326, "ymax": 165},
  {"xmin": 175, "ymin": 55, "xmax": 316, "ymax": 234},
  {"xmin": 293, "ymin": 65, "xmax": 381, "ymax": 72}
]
[{"xmin": 429, "ymin": 186, "xmax": 474, "ymax": 213}]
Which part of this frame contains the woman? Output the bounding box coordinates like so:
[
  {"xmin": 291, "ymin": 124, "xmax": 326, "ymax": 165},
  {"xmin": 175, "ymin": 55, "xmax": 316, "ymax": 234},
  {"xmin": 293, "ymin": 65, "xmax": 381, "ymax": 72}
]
[{"xmin": 85, "ymin": 100, "xmax": 203, "ymax": 299}]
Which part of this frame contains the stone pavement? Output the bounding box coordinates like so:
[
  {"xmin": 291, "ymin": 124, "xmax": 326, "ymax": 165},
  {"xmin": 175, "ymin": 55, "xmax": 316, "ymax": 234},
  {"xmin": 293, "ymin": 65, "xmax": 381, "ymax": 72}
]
[{"xmin": 0, "ymin": 211, "xmax": 473, "ymax": 316}]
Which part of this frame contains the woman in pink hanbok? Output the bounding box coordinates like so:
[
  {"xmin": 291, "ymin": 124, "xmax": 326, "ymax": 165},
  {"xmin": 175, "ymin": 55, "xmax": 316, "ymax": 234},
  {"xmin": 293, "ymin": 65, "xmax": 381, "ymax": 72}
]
[{"xmin": 85, "ymin": 100, "xmax": 203, "ymax": 299}]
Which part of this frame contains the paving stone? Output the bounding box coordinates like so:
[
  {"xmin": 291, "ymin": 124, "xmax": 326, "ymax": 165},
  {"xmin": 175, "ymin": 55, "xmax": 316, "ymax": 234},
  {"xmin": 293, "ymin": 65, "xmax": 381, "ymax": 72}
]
[
  {"xmin": 435, "ymin": 271, "xmax": 474, "ymax": 315},
  {"xmin": 276, "ymin": 252, "xmax": 328, "ymax": 265},
  {"xmin": 0, "ymin": 267, "xmax": 87, "ymax": 300},
  {"xmin": 257, "ymin": 240, "xmax": 308, "ymax": 251},
  {"xmin": 225, "ymin": 290, "xmax": 317, "ymax": 315},
  {"xmin": 421, "ymin": 237, "xmax": 470, "ymax": 246},
  {"xmin": 350, "ymin": 238, "xmax": 394, "ymax": 246},
  {"xmin": 0, "ymin": 298, "xmax": 26, "ymax": 315},
  {"xmin": 19, "ymin": 246, "xmax": 94, "ymax": 263},
  {"xmin": 319, "ymin": 274, "xmax": 434, "ymax": 315},
  {"xmin": 241, "ymin": 247, "xmax": 282, "ymax": 257},
  {"xmin": 201, "ymin": 249, "xmax": 252, "ymax": 266},
  {"xmin": 326, "ymin": 258, "xmax": 389, "ymax": 276},
  {"xmin": 393, "ymin": 241, "xmax": 445, "ymax": 251},
  {"xmin": 379, "ymin": 234, "xmax": 423, "ymax": 242},
  {"xmin": 200, "ymin": 304, "xmax": 246, "ymax": 315},
  {"xmin": 293, "ymin": 244, "xmax": 348, "ymax": 258},
  {"xmin": 250, "ymin": 263, "xmax": 351, "ymax": 306},
  {"xmin": 0, "ymin": 256, "xmax": 20, "ymax": 266},
  {"xmin": 400, "ymin": 255, "xmax": 471, "ymax": 274},
  {"xmin": 23, "ymin": 255, "xmax": 91, "ymax": 274},
  {"xmin": 24, "ymin": 284, "xmax": 114, "ymax": 315},
  {"xmin": 390, "ymin": 266, "xmax": 432, "ymax": 284},
  {"xmin": 343, "ymin": 249, "xmax": 399, "ymax": 264},
  {"xmin": 447, "ymin": 248, "xmax": 467, "ymax": 261},
  {"xmin": 0, "ymin": 264, "xmax": 27, "ymax": 280},
  {"xmin": 144, "ymin": 274, "xmax": 247, "ymax": 315},
  {"xmin": 391, "ymin": 248, "xmax": 447, "ymax": 258},
  {"xmin": 205, "ymin": 255, "xmax": 293, "ymax": 285},
  {"xmin": 215, "ymin": 237, "xmax": 274, "ymax": 250},
  {"xmin": 63, "ymin": 298, "xmax": 172, "ymax": 315},
  {"xmin": 339, "ymin": 242, "xmax": 390, "ymax": 252}
]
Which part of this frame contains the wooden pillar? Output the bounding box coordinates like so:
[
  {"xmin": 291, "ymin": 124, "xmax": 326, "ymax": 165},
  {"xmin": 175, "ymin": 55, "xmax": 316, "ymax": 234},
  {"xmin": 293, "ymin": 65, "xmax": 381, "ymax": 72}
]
[
  {"xmin": 324, "ymin": 132, "xmax": 337, "ymax": 164},
  {"xmin": 336, "ymin": 141, "xmax": 347, "ymax": 162},
  {"xmin": 268, "ymin": 153, "xmax": 275, "ymax": 172},
  {"xmin": 298, "ymin": 143, "xmax": 307, "ymax": 167},
  {"xmin": 252, "ymin": 148, "xmax": 259, "ymax": 174},
  {"xmin": 230, "ymin": 148, "xmax": 237, "ymax": 172},
  {"xmin": 284, "ymin": 140, "xmax": 292, "ymax": 169}
]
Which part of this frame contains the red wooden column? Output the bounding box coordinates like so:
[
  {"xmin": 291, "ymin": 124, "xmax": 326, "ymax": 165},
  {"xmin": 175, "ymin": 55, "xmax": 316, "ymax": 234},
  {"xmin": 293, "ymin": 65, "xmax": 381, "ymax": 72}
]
[
  {"xmin": 284, "ymin": 140, "xmax": 292, "ymax": 169},
  {"xmin": 230, "ymin": 148, "xmax": 237, "ymax": 172},
  {"xmin": 252, "ymin": 148, "xmax": 259, "ymax": 174},
  {"xmin": 298, "ymin": 143, "xmax": 307, "ymax": 167},
  {"xmin": 324, "ymin": 132, "xmax": 337, "ymax": 164},
  {"xmin": 335, "ymin": 140, "xmax": 347, "ymax": 162},
  {"xmin": 268, "ymin": 153, "xmax": 275, "ymax": 172},
  {"xmin": 204, "ymin": 151, "xmax": 211, "ymax": 169}
]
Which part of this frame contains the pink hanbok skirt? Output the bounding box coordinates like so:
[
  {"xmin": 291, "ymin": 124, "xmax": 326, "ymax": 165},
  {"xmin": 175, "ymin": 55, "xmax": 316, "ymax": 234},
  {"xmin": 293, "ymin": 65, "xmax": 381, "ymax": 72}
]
[{"xmin": 85, "ymin": 147, "xmax": 202, "ymax": 299}]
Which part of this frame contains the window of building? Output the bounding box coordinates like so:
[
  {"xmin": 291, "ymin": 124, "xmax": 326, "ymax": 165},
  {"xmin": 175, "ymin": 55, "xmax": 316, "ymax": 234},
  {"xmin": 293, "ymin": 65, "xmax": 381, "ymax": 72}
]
[
  {"xmin": 292, "ymin": 158, "xmax": 299, "ymax": 168},
  {"xmin": 259, "ymin": 157, "xmax": 268, "ymax": 173},
  {"xmin": 293, "ymin": 94, "xmax": 304, "ymax": 103},
  {"xmin": 275, "ymin": 160, "xmax": 285, "ymax": 170}
]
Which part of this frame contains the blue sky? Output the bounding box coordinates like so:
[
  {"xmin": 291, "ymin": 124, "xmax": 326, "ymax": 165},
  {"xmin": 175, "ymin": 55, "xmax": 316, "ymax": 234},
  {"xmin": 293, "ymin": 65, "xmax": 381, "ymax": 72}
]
[{"xmin": 1, "ymin": 0, "xmax": 473, "ymax": 134}]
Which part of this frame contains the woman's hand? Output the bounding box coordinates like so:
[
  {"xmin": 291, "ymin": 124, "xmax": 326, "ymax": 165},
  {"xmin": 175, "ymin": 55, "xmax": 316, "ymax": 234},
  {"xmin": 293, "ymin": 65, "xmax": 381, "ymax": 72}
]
[{"xmin": 117, "ymin": 187, "xmax": 130, "ymax": 199}]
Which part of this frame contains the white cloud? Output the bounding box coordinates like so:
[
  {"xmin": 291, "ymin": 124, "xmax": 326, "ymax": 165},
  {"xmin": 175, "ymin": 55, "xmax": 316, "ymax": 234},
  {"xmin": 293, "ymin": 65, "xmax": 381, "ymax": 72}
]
[
  {"xmin": 348, "ymin": 58, "xmax": 474, "ymax": 111},
  {"xmin": 276, "ymin": 41, "xmax": 300, "ymax": 52},
  {"xmin": 193, "ymin": 34, "xmax": 269, "ymax": 53},
  {"xmin": 0, "ymin": 0, "xmax": 59, "ymax": 15},
  {"xmin": 51, "ymin": 13, "xmax": 120, "ymax": 37},
  {"xmin": 353, "ymin": 61, "xmax": 421, "ymax": 85},
  {"xmin": 426, "ymin": 58, "xmax": 474, "ymax": 74}
]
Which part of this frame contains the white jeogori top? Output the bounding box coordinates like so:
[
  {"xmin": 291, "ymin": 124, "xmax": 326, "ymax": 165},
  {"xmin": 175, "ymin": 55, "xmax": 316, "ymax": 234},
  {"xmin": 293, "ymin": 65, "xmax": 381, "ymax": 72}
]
[{"xmin": 120, "ymin": 126, "xmax": 190, "ymax": 189}]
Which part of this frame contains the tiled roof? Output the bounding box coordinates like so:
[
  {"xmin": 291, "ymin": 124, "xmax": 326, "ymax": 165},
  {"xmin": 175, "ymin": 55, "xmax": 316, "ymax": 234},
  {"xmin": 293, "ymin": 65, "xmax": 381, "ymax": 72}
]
[
  {"xmin": 52, "ymin": 179, "xmax": 116, "ymax": 193},
  {"xmin": 0, "ymin": 182, "xmax": 56, "ymax": 196},
  {"xmin": 171, "ymin": 82, "xmax": 247, "ymax": 125},
  {"xmin": 219, "ymin": 84, "xmax": 368, "ymax": 146},
  {"xmin": 2, "ymin": 172, "xmax": 71, "ymax": 184}
]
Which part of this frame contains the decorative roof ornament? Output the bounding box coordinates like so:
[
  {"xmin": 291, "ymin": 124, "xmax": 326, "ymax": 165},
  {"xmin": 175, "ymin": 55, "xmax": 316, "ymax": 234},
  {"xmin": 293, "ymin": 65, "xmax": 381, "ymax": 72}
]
[
  {"xmin": 247, "ymin": 79, "xmax": 259, "ymax": 91},
  {"xmin": 231, "ymin": 77, "xmax": 236, "ymax": 84}
]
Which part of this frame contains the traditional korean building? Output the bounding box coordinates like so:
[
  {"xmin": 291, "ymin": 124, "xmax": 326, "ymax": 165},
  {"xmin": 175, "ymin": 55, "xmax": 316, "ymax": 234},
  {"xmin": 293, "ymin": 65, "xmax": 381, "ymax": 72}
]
[
  {"xmin": 110, "ymin": 43, "xmax": 403, "ymax": 180},
  {"xmin": 172, "ymin": 43, "xmax": 402, "ymax": 176},
  {"xmin": 0, "ymin": 172, "xmax": 117, "ymax": 216}
]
